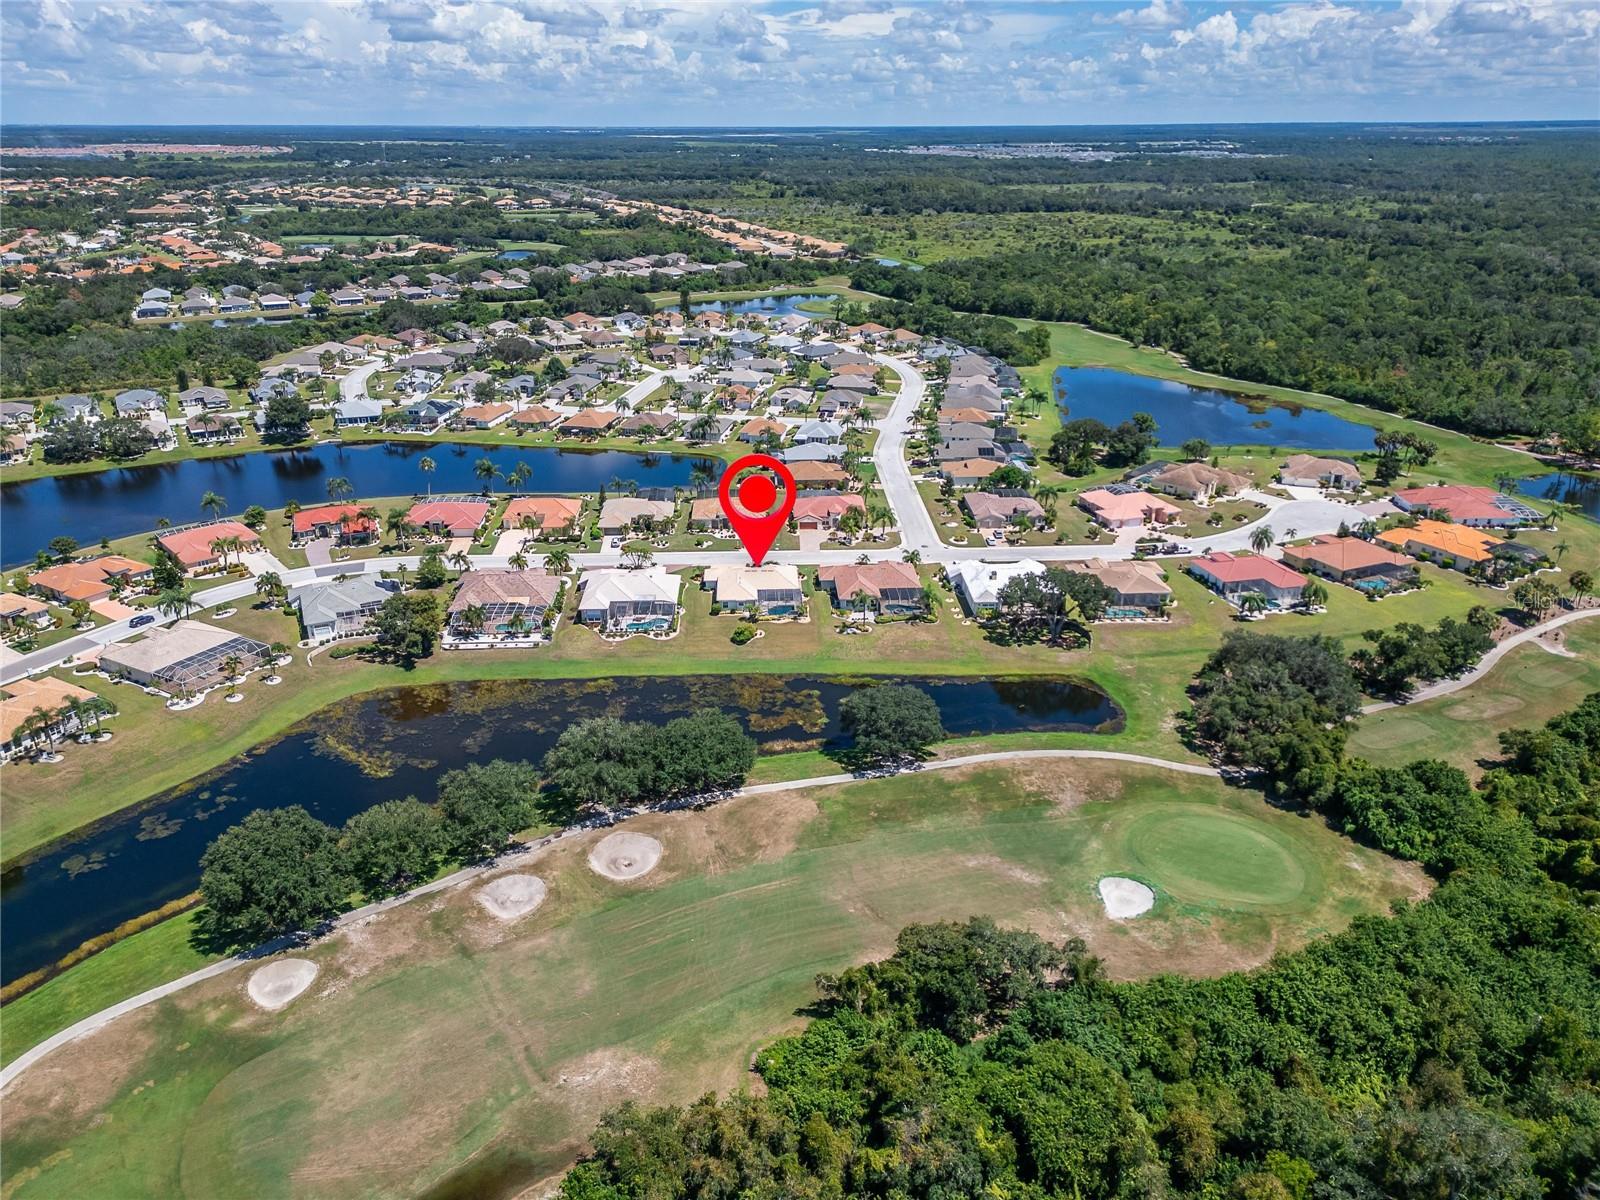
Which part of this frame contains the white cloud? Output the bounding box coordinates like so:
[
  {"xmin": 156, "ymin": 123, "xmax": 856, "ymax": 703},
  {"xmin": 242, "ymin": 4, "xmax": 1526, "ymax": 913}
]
[{"xmin": 0, "ymin": 0, "xmax": 1594, "ymax": 123}]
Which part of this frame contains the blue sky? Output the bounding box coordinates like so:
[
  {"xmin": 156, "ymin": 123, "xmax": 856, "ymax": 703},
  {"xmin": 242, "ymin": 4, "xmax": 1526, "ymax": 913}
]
[{"xmin": 2, "ymin": 1, "xmax": 1596, "ymax": 127}]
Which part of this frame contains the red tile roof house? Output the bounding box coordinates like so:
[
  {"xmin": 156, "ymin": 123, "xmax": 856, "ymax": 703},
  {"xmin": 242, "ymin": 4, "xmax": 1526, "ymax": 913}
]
[
  {"xmin": 816, "ymin": 562, "xmax": 925, "ymax": 616},
  {"xmin": 1076, "ymin": 488, "xmax": 1182, "ymax": 530},
  {"xmin": 404, "ymin": 500, "xmax": 490, "ymax": 538},
  {"xmin": 157, "ymin": 521, "xmax": 262, "ymax": 572},
  {"xmin": 793, "ymin": 494, "xmax": 866, "ymax": 531},
  {"xmin": 1187, "ymin": 551, "xmax": 1308, "ymax": 608},
  {"xmin": 1391, "ymin": 484, "xmax": 1535, "ymax": 528},
  {"xmin": 291, "ymin": 503, "xmax": 377, "ymax": 546}
]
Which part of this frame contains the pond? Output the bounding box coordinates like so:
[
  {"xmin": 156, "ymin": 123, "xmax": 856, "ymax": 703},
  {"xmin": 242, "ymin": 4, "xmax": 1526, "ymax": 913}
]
[
  {"xmin": 0, "ymin": 673, "xmax": 1120, "ymax": 985},
  {"xmin": 0, "ymin": 442, "xmax": 716, "ymax": 567},
  {"xmin": 1514, "ymin": 471, "xmax": 1600, "ymax": 520},
  {"xmin": 1054, "ymin": 367, "xmax": 1378, "ymax": 451}
]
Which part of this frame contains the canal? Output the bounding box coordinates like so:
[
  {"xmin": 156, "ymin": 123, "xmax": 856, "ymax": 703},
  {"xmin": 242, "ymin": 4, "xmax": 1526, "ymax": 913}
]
[{"xmin": 0, "ymin": 672, "xmax": 1120, "ymax": 985}]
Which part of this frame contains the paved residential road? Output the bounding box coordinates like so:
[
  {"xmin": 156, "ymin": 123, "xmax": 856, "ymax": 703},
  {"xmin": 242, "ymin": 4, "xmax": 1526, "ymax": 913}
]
[{"xmin": 0, "ymin": 747, "xmax": 1213, "ymax": 1090}]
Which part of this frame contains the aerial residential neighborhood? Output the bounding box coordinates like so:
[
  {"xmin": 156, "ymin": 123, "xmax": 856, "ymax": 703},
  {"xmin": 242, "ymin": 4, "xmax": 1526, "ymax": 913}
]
[{"xmin": 1, "ymin": 10, "xmax": 1597, "ymax": 1200}]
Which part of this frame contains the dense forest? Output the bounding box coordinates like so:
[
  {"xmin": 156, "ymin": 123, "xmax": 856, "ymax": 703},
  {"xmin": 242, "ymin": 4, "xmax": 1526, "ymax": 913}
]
[
  {"xmin": 558, "ymin": 692, "xmax": 1600, "ymax": 1199},
  {"xmin": 4, "ymin": 125, "xmax": 1595, "ymax": 439}
]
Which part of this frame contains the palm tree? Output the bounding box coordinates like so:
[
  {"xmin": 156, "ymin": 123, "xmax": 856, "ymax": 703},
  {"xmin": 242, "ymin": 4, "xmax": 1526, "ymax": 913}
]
[
  {"xmin": 326, "ymin": 476, "xmax": 354, "ymax": 504},
  {"xmin": 1356, "ymin": 519, "xmax": 1378, "ymax": 539},
  {"xmin": 448, "ymin": 549, "xmax": 471, "ymax": 572},
  {"xmin": 418, "ymin": 455, "xmax": 436, "ymax": 497},
  {"xmin": 460, "ymin": 603, "xmax": 488, "ymax": 635},
  {"xmin": 1551, "ymin": 540, "xmax": 1570, "ymax": 563},
  {"xmin": 1300, "ymin": 580, "xmax": 1329, "ymax": 611},
  {"xmin": 474, "ymin": 457, "xmax": 501, "ymax": 494},
  {"xmin": 1568, "ymin": 569, "xmax": 1593, "ymax": 608},
  {"xmin": 199, "ymin": 490, "xmax": 226, "ymax": 519},
  {"xmin": 507, "ymin": 462, "xmax": 531, "ymax": 492},
  {"xmin": 210, "ymin": 537, "xmax": 233, "ymax": 569},
  {"xmin": 68, "ymin": 599, "xmax": 92, "ymax": 628},
  {"xmin": 1238, "ymin": 591, "xmax": 1269, "ymax": 619},
  {"xmin": 544, "ymin": 547, "xmax": 572, "ymax": 574},
  {"xmin": 687, "ymin": 413, "xmax": 717, "ymax": 443},
  {"xmin": 1249, "ymin": 524, "xmax": 1275, "ymax": 554},
  {"xmin": 386, "ymin": 507, "xmax": 414, "ymax": 548},
  {"xmin": 902, "ymin": 549, "xmax": 922, "ymax": 565},
  {"xmin": 255, "ymin": 571, "xmax": 284, "ymax": 604},
  {"xmin": 221, "ymin": 653, "xmax": 244, "ymax": 696},
  {"xmin": 1281, "ymin": 527, "xmax": 1298, "ymax": 543},
  {"xmin": 157, "ymin": 586, "xmax": 198, "ymax": 619},
  {"xmin": 506, "ymin": 613, "xmax": 532, "ymax": 640},
  {"xmin": 508, "ymin": 551, "xmax": 529, "ymax": 571}
]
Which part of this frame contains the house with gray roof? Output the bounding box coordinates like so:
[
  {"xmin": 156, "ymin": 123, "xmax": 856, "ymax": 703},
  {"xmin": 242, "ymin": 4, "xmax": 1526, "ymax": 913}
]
[
  {"xmin": 334, "ymin": 399, "xmax": 384, "ymax": 427},
  {"xmin": 292, "ymin": 577, "xmax": 394, "ymax": 644},
  {"xmin": 114, "ymin": 388, "xmax": 165, "ymax": 416}
]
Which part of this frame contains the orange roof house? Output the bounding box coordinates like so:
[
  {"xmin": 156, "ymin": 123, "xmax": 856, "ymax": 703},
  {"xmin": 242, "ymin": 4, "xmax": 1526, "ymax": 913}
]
[
  {"xmin": 27, "ymin": 555, "xmax": 153, "ymax": 603},
  {"xmin": 1281, "ymin": 535, "xmax": 1414, "ymax": 582},
  {"xmin": 157, "ymin": 521, "xmax": 262, "ymax": 570},
  {"xmin": 1376, "ymin": 519, "xmax": 1501, "ymax": 568},
  {"xmin": 502, "ymin": 496, "xmax": 583, "ymax": 534},
  {"xmin": 559, "ymin": 409, "xmax": 619, "ymax": 435}
]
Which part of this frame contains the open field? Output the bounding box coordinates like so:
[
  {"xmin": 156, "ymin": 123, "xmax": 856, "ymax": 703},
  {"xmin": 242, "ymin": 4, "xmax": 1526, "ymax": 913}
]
[
  {"xmin": 1350, "ymin": 618, "xmax": 1600, "ymax": 772},
  {"xmin": 0, "ymin": 759, "xmax": 1427, "ymax": 1200}
]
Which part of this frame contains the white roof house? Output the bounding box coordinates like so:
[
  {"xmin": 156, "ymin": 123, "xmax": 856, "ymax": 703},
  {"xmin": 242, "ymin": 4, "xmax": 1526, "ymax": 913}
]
[
  {"xmin": 577, "ymin": 569, "xmax": 680, "ymax": 630},
  {"xmin": 701, "ymin": 565, "xmax": 804, "ymax": 612},
  {"xmin": 949, "ymin": 559, "xmax": 1047, "ymax": 613}
]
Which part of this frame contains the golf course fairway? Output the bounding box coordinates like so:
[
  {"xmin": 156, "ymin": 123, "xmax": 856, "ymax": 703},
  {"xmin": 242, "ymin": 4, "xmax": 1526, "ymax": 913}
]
[{"xmin": 2, "ymin": 759, "xmax": 1427, "ymax": 1200}]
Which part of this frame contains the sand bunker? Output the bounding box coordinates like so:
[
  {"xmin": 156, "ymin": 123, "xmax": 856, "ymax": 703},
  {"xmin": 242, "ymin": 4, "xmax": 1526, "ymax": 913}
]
[
  {"xmin": 587, "ymin": 832, "xmax": 664, "ymax": 882},
  {"xmin": 477, "ymin": 873, "xmax": 548, "ymax": 920},
  {"xmin": 247, "ymin": 958, "xmax": 318, "ymax": 1010},
  {"xmin": 1098, "ymin": 877, "xmax": 1155, "ymax": 919}
]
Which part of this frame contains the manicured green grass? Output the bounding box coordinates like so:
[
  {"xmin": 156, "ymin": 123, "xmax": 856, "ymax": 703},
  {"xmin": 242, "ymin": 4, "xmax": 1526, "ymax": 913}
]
[
  {"xmin": 3, "ymin": 536, "xmax": 1524, "ymax": 867},
  {"xmin": 0, "ymin": 912, "xmax": 210, "ymax": 1067},
  {"xmin": 1350, "ymin": 618, "xmax": 1600, "ymax": 772},
  {"xmin": 0, "ymin": 761, "xmax": 1424, "ymax": 1200}
]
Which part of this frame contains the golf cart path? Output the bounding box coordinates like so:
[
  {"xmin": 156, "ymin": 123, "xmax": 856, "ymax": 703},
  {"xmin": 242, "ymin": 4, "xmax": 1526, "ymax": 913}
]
[
  {"xmin": 1360, "ymin": 606, "xmax": 1600, "ymax": 714},
  {"xmin": 0, "ymin": 748, "xmax": 1211, "ymax": 1090}
]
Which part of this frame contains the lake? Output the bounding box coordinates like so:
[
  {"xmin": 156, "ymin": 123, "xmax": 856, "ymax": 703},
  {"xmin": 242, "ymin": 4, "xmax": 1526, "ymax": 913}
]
[
  {"xmin": 0, "ymin": 673, "xmax": 1120, "ymax": 985},
  {"xmin": 0, "ymin": 442, "xmax": 715, "ymax": 567},
  {"xmin": 676, "ymin": 293, "xmax": 835, "ymax": 318},
  {"xmin": 1514, "ymin": 472, "xmax": 1600, "ymax": 520},
  {"xmin": 1054, "ymin": 366, "xmax": 1378, "ymax": 451}
]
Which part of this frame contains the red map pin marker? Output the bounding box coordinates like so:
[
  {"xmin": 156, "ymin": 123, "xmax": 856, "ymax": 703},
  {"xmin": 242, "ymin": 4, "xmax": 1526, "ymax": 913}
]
[{"xmin": 718, "ymin": 453, "xmax": 796, "ymax": 566}]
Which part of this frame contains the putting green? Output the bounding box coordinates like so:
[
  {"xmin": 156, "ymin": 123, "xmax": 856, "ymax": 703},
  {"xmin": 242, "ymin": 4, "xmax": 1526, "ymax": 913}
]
[{"xmin": 1111, "ymin": 804, "xmax": 1314, "ymax": 909}]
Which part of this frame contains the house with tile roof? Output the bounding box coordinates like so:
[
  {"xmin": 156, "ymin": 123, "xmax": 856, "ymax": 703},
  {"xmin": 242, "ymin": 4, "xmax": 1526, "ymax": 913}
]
[
  {"xmin": 1077, "ymin": 488, "xmax": 1181, "ymax": 529},
  {"xmin": 1376, "ymin": 519, "xmax": 1502, "ymax": 569},
  {"xmin": 816, "ymin": 561, "xmax": 925, "ymax": 615},
  {"xmin": 1187, "ymin": 552, "xmax": 1307, "ymax": 608}
]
